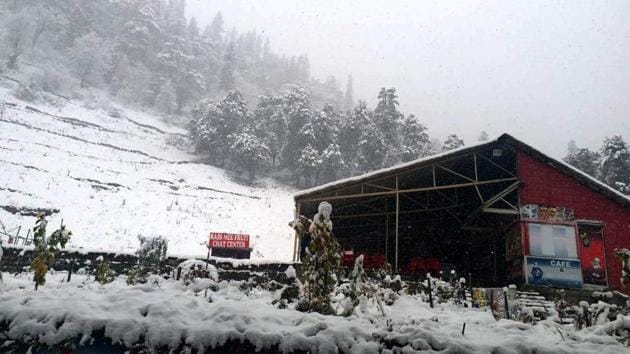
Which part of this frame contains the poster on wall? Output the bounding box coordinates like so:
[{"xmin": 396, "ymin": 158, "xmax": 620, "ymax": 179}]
[
  {"xmin": 525, "ymin": 256, "xmax": 583, "ymax": 289},
  {"xmin": 578, "ymin": 224, "xmax": 608, "ymax": 287},
  {"xmin": 519, "ymin": 204, "xmax": 575, "ymax": 223}
]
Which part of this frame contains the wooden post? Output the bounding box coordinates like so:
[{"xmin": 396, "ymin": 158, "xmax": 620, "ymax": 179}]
[
  {"xmin": 503, "ymin": 288, "xmax": 510, "ymax": 320},
  {"xmin": 427, "ymin": 275, "xmax": 434, "ymax": 308},
  {"xmin": 176, "ymin": 267, "xmax": 182, "ymax": 281},
  {"xmin": 395, "ymin": 176, "xmax": 399, "ymax": 273},
  {"xmin": 205, "ymin": 250, "xmax": 210, "ymax": 270},
  {"xmin": 67, "ymin": 257, "xmax": 73, "ymax": 282},
  {"xmin": 292, "ymin": 202, "xmax": 301, "ymax": 262},
  {"xmin": 385, "ymin": 214, "xmax": 389, "ymax": 264}
]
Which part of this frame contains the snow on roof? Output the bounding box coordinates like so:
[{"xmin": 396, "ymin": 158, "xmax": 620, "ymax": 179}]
[
  {"xmin": 295, "ymin": 133, "xmax": 630, "ymax": 207},
  {"xmin": 295, "ymin": 136, "xmax": 501, "ymax": 199}
]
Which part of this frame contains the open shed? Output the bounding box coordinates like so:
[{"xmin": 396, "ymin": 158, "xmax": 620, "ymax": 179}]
[{"xmin": 294, "ymin": 134, "xmax": 630, "ymax": 290}]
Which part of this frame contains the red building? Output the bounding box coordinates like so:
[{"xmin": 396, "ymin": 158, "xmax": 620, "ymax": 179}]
[{"xmin": 294, "ymin": 134, "xmax": 630, "ymax": 291}]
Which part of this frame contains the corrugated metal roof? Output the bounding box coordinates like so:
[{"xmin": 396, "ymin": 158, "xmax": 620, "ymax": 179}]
[{"xmin": 295, "ymin": 133, "xmax": 630, "ymax": 208}]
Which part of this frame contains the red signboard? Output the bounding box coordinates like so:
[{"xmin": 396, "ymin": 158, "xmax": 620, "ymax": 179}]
[{"xmin": 208, "ymin": 232, "xmax": 250, "ymax": 250}]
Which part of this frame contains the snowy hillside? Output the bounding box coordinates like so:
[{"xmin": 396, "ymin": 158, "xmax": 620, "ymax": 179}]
[{"xmin": 0, "ymin": 81, "xmax": 296, "ymax": 261}]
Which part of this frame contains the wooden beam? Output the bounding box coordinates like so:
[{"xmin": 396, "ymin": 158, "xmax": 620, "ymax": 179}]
[
  {"xmin": 332, "ymin": 204, "xmax": 466, "ymax": 219},
  {"xmin": 292, "ymin": 202, "xmax": 301, "ymax": 262},
  {"xmin": 483, "ymin": 207, "xmax": 519, "ymax": 215},
  {"xmin": 462, "ymin": 181, "xmax": 520, "ymax": 226},
  {"xmin": 299, "ymin": 177, "xmax": 519, "ymax": 202}
]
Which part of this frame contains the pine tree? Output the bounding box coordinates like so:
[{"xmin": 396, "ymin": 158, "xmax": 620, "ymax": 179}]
[
  {"xmin": 567, "ymin": 140, "xmax": 578, "ymax": 155},
  {"xmin": 600, "ymin": 136, "xmax": 630, "ymax": 194},
  {"xmin": 339, "ymin": 101, "xmax": 371, "ymax": 171},
  {"xmin": 252, "ymin": 94, "xmax": 286, "ymax": 166},
  {"xmin": 563, "ymin": 147, "xmax": 600, "ymax": 177},
  {"xmin": 297, "ymin": 144, "xmax": 321, "ymax": 187},
  {"xmin": 358, "ymin": 123, "xmax": 387, "ymax": 172},
  {"xmin": 70, "ymin": 32, "xmax": 112, "ymax": 88},
  {"xmin": 373, "ymin": 87, "xmax": 403, "ymax": 161},
  {"xmin": 443, "ymin": 134, "xmax": 465, "ymax": 151},
  {"xmin": 187, "ymin": 17, "xmax": 199, "ymax": 40},
  {"xmin": 3, "ymin": 11, "xmax": 31, "ymax": 69},
  {"xmin": 282, "ymin": 85, "xmax": 312, "ymax": 170},
  {"xmin": 344, "ymin": 75, "xmax": 354, "ymax": 110},
  {"xmin": 204, "ymin": 12, "xmax": 224, "ymax": 47},
  {"xmin": 188, "ymin": 90, "xmax": 248, "ymax": 162},
  {"xmin": 116, "ymin": 2, "xmax": 161, "ymax": 64},
  {"xmin": 318, "ymin": 143, "xmax": 345, "ymax": 183},
  {"xmin": 230, "ymin": 132, "xmax": 269, "ymax": 180},
  {"xmin": 400, "ymin": 114, "xmax": 431, "ymax": 162},
  {"xmin": 155, "ymin": 80, "xmax": 177, "ymax": 115},
  {"xmin": 219, "ymin": 42, "xmax": 236, "ymax": 91},
  {"xmin": 310, "ymin": 104, "xmax": 339, "ymax": 153}
]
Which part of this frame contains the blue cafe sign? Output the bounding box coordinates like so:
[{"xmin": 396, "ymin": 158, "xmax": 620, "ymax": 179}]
[{"xmin": 525, "ymin": 256, "xmax": 583, "ymax": 289}]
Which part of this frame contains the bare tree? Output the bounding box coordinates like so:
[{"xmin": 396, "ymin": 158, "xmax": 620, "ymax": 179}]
[{"xmin": 3, "ymin": 12, "xmax": 32, "ymax": 69}]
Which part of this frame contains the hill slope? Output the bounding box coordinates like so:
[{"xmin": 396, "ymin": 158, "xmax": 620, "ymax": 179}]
[{"xmin": 0, "ymin": 81, "xmax": 296, "ymax": 261}]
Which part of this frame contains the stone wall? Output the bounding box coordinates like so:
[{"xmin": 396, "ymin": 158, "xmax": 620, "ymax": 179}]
[{"xmin": 0, "ymin": 246, "xmax": 299, "ymax": 284}]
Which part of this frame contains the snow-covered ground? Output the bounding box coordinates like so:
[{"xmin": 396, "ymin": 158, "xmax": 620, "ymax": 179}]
[
  {"xmin": 0, "ymin": 82, "xmax": 296, "ymax": 261},
  {"xmin": 0, "ymin": 272, "xmax": 627, "ymax": 353}
]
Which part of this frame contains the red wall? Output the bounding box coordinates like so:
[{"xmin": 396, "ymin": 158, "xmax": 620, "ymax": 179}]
[{"xmin": 518, "ymin": 151, "xmax": 630, "ymax": 290}]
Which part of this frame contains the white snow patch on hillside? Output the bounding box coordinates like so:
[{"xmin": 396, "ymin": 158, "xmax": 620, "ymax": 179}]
[{"xmin": 0, "ymin": 84, "xmax": 296, "ymax": 261}]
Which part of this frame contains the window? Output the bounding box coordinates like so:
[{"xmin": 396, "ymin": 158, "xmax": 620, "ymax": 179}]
[{"xmin": 528, "ymin": 223, "xmax": 577, "ymax": 258}]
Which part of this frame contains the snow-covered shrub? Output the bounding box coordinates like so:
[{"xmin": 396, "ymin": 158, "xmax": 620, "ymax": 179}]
[
  {"xmin": 30, "ymin": 214, "xmax": 71, "ymax": 289},
  {"xmin": 333, "ymin": 256, "xmax": 392, "ymax": 316},
  {"xmin": 273, "ymin": 266, "xmax": 301, "ymax": 309},
  {"xmin": 13, "ymin": 80, "xmax": 40, "ymax": 102},
  {"xmin": 177, "ymin": 259, "xmax": 219, "ymax": 284},
  {"xmin": 293, "ymin": 201, "xmax": 341, "ymax": 315},
  {"xmin": 95, "ymin": 256, "xmax": 115, "ymax": 284},
  {"xmin": 32, "ymin": 70, "xmax": 62, "ymax": 94},
  {"xmin": 127, "ymin": 235, "xmax": 168, "ymax": 284},
  {"xmin": 436, "ymin": 281, "xmax": 455, "ymax": 303}
]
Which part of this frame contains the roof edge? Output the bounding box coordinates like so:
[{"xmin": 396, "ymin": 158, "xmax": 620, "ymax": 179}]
[{"xmin": 294, "ymin": 133, "xmax": 630, "ymax": 209}]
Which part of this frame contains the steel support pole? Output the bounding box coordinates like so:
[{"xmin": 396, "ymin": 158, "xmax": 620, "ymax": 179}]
[{"xmin": 395, "ymin": 176, "xmax": 400, "ymax": 272}]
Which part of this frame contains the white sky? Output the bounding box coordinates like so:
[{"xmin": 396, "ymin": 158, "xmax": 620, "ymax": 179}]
[{"xmin": 186, "ymin": 0, "xmax": 630, "ymax": 158}]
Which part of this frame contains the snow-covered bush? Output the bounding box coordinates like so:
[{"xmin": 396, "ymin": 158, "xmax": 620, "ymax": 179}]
[
  {"xmin": 127, "ymin": 235, "xmax": 168, "ymax": 284},
  {"xmin": 273, "ymin": 265, "xmax": 301, "ymax": 309},
  {"xmin": 95, "ymin": 256, "xmax": 115, "ymax": 284},
  {"xmin": 32, "ymin": 70, "xmax": 62, "ymax": 94},
  {"xmin": 177, "ymin": 259, "xmax": 219, "ymax": 283},
  {"xmin": 293, "ymin": 201, "xmax": 341, "ymax": 315},
  {"xmin": 13, "ymin": 80, "xmax": 40, "ymax": 102},
  {"xmin": 30, "ymin": 214, "xmax": 71, "ymax": 289}
]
